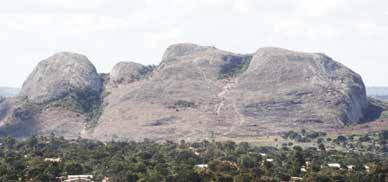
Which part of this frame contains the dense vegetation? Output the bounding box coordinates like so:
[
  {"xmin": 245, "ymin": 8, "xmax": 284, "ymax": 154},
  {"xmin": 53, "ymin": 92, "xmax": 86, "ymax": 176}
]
[
  {"xmin": 0, "ymin": 135, "xmax": 387, "ymax": 182},
  {"xmin": 282, "ymin": 129, "xmax": 388, "ymax": 155},
  {"xmin": 219, "ymin": 55, "xmax": 252, "ymax": 78}
]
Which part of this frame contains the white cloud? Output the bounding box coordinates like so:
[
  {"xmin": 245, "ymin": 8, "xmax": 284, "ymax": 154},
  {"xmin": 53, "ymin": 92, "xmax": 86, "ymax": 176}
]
[
  {"xmin": 205, "ymin": 0, "xmax": 230, "ymax": 6},
  {"xmin": 39, "ymin": 0, "xmax": 105, "ymax": 10},
  {"xmin": 273, "ymin": 18, "xmax": 307, "ymax": 36},
  {"xmin": 355, "ymin": 20, "xmax": 388, "ymax": 36},
  {"xmin": 232, "ymin": 0, "xmax": 256, "ymax": 15},
  {"xmin": 296, "ymin": 0, "xmax": 338, "ymax": 17},
  {"xmin": 356, "ymin": 21, "xmax": 380, "ymax": 35},
  {"xmin": 271, "ymin": 16, "xmax": 343, "ymax": 41},
  {"xmin": 143, "ymin": 30, "xmax": 182, "ymax": 49},
  {"xmin": 0, "ymin": 13, "xmax": 131, "ymax": 33}
]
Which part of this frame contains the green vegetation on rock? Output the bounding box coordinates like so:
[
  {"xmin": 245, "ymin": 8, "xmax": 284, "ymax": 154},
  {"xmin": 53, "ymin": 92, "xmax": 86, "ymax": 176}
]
[
  {"xmin": 219, "ymin": 55, "xmax": 252, "ymax": 78},
  {"xmin": 48, "ymin": 88, "xmax": 103, "ymax": 128},
  {"xmin": 175, "ymin": 100, "xmax": 196, "ymax": 108}
]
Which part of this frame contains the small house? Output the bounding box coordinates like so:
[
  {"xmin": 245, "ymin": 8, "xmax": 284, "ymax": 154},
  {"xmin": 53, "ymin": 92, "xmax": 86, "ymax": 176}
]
[
  {"xmin": 305, "ymin": 161, "xmax": 311, "ymax": 169},
  {"xmin": 195, "ymin": 164, "xmax": 208, "ymax": 169},
  {"xmin": 102, "ymin": 176, "xmax": 110, "ymax": 182},
  {"xmin": 64, "ymin": 175, "xmax": 93, "ymax": 182},
  {"xmin": 347, "ymin": 165, "xmax": 355, "ymax": 171},
  {"xmin": 290, "ymin": 177, "xmax": 303, "ymax": 181},
  {"xmin": 365, "ymin": 165, "xmax": 370, "ymax": 173},
  {"xmin": 44, "ymin": 158, "xmax": 62, "ymax": 162},
  {"xmin": 328, "ymin": 163, "xmax": 341, "ymax": 169}
]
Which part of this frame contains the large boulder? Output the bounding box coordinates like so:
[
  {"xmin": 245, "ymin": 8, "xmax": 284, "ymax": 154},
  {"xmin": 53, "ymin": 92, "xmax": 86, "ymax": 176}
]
[
  {"xmin": 0, "ymin": 52, "xmax": 100, "ymax": 138},
  {"xmin": 234, "ymin": 48, "xmax": 367, "ymax": 130},
  {"xmin": 19, "ymin": 52, "xmax": 102, "ymax": 103},
  {"xmin": 109, "ymin": 62, "xmax": 148, "ymax": 86}
]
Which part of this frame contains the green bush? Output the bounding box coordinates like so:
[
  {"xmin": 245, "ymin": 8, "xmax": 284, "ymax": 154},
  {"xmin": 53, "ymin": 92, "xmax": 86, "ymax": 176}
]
[
  {"xmin": 175, "ymin": 100, "xmax": 196, "ymax": 108},
  {"xmin": 219, "ymin": 55, "xmax": 252, "ymax": 78}
]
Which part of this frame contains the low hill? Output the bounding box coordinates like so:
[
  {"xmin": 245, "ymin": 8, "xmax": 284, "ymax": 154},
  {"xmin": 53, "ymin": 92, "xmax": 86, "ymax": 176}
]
[
  {"xmin": 367, "ymin": 87, "xmax": 388, "ymax": 101},
  {"xmin": 0, "ymin": 87, "xmax": 20, "ymax": 97}
]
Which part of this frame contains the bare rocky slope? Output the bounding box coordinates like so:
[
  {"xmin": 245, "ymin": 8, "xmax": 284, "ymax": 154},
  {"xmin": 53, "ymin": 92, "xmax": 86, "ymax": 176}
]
[{"xmin": 0, "ymin": 43, "xmax": 374, "ymax": 141}]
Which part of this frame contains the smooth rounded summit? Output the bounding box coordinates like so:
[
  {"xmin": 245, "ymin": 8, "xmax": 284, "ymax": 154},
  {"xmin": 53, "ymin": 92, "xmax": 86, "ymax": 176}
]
[
  {"xmin": 162, "ymin": 43, "xmax": 215, "ymax": 62},
  {"xmin": 109, "ymin": 62, "xmax": 147, "ymax": 86},
  {"xmin": 19, "ymin": 52, "xmax": 102, "ymax": 103}
]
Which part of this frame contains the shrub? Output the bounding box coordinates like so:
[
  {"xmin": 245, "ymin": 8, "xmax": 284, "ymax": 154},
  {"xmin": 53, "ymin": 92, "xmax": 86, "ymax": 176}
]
[
  {"xmin": 219, "ymin": 55, "xmax": 252, "ymax": 78},
  {"xmin": 175, "ymin": 100, "xmax": 196, "ymax": 108}
]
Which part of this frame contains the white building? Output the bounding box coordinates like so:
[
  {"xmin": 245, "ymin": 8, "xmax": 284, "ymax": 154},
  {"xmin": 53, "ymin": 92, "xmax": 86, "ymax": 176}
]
[
  {"xmin": 347, "ymin": 165, "xmax": 355, "ymax": 170},
  {"xmin": 328, "ymin": 163, "xmax": 341, "ymax": 168},
  {"xmin": 290, "ymin": 177, "xmax": 303, "ymax": 181},
  {"xmin": 44, "ymin": 158, "xmax": 61, "ymax": 162},
  {"xmin": 64, "ymin": 175, "xmax": 93, "ymax": 182},
  {"xmin": 195, "ymin": 164, "xmax": 208, "ymax": 169},
  {"xmin": 365, "ymin": 165, "xmax": 370, "ymax": 173}
]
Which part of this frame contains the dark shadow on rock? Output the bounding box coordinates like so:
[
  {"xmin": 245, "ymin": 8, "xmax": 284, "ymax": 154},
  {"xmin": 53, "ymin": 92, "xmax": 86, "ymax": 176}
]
[
  {"xmin": 0, "ymin": 101, "xmax": 40, "ymax": 138},
  {"xmin": 0, "ymin": 120, "xmax": 37, "ymax": 138},
  {"xmin": 360, "ymin": 97, "xmax": 387, "ymax": 123}
]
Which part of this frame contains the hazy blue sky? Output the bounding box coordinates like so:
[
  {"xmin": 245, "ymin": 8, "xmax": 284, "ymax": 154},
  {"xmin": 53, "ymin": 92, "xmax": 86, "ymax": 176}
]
[{"xmin": 0, "ymin": 0, "xmax": 387, "ymax": 87}]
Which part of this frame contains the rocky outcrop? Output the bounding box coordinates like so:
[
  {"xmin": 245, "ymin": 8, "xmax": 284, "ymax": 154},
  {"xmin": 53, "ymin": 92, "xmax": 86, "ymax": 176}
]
[
  {"xmin": 0, "ymin": 52, "xmax": 101, "ymax": 138},
  {"xmin": 89, "ymin": 44, "xmax": 368, "ymax": 141},
  {"xmin": 0, "ymin": 44, "xmax": 371, "ymax": 141},
  {"xmin": 109, "ymin": 62, "xmax": 148, "ymax": 86},
  {"xmin": 161, "ymin": 43, "xmax": 215, "ymax": 62},
  {"xmin": 236, "ymin": 48, "xmax": 367, "ymax": 128},
  {"xmin": 19, "ymin": 52, "xmax": 102, "ymax": 104}
]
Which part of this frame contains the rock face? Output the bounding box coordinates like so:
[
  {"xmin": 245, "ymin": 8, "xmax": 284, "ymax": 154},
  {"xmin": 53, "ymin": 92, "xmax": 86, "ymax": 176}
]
[
  {"xmin": 19, "ymin": 52, "xmax": 102, "ymax": 103},
  {"xmin": 236, "ymin": 48, "xmax": 367, "ymax": 128},
  {"xmin": 0, "ymin": 43, "xmax": 370, "ymax": 141},
  {"xmin": 89, "ymin": 43, "xmax": 368, "ymax": 141}
]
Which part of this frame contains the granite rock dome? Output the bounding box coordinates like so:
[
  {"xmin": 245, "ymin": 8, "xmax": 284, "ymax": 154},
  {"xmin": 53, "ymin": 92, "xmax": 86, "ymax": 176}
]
[{"xmin": 19, "ymin": 52, "xmax": 102, "ymax": 103}]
